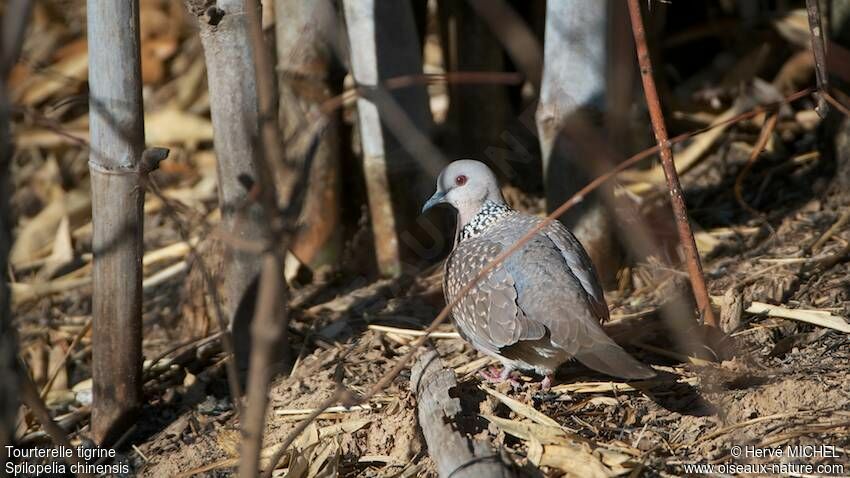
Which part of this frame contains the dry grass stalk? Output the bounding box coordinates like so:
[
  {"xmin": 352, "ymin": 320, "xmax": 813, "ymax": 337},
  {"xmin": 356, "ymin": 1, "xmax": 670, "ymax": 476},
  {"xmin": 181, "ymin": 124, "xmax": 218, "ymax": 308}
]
[
  {"xmin": 746, "ymin": 302, "xmax": 850, "ymax": 333},
  {"xmin": 550, "ymin": 376, "xmax": 699, "ymax": 396},
  {"xmin": 480, "ymin": 385, "xmax": 562, "ymax": 428},
  {"xmin": 367, "ymin": 324, "xmax": 460, "ymax": 339},
  {"xmin": 810, "ymin": 208, "xmax": 850, "ymax": 252},
  {"xmin": 39, "ymin": 318, "xmax": 91, "ymax": 399},
  {"xmin": 11, "ymin": 238, "xmax": 198, "ymax": 305}
]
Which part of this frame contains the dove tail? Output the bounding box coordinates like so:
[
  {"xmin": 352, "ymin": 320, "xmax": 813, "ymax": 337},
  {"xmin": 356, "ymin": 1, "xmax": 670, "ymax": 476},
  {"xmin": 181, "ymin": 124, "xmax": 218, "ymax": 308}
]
[{"xmin": 574, "ymin": 342, "xmax": 656, "ymax": 380}]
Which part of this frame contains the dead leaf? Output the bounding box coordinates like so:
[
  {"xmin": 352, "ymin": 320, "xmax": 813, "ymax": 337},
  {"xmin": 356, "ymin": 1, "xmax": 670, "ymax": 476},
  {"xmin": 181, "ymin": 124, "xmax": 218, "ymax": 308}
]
[
  {"xmin": 145, "ymin": 108, "xmax": 213, "ymax": 145},
  {"xmin": 44, "ymin": 390, "xmax": 76, "ymax": 408},
  {"xmin": 17, "ymin": 49, "xmax": 88, "ymax": 105},
  {"xmin": 11, "ymin": 189, "xmax": 91, "ymax": 266},
  {"xmin": 283, "ymin": 452, "xmax": 309, "ymax": 478},
  {"xmin": 294, "ymin": 422, "xmax": 320, "ymax": 450},
  {"xmin": 596, "ymin": 448, "xmax": 635, "ymax": 475},
  {"xmin": 489, "ymin": 415, "xmax": 613, "ymax": 477},
  {"xmin": 38, "ymin": 216, "xmax": 75, "ymax": 280},
  {"xmin": 586, "ymin": 396, "xmax": 620, "ymax": 407},
  {"xmin": 45, "ymin": 339, "xmax": 69, "ymax": 392},
  {"xmin": 481, "ymin": 414, "xmax": 580, "ymax": 445},
  {"xmin": 532, "ymin": 442, "xmax": 614, "ymax": 478},
  {"xmin": 306, "ymin": 441, "xmax": 336, "ymax": 478}
]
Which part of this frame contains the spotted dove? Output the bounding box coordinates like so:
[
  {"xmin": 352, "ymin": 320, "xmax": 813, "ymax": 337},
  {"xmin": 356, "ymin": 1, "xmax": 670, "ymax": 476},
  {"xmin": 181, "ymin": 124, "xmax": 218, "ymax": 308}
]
[{"xmin": 423, "ymin": 160, "xmax": 654, "ymax": 385}]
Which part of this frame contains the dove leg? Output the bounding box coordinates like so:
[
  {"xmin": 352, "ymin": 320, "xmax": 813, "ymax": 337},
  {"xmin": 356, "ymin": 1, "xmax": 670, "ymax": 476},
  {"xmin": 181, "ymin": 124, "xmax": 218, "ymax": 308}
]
[{"xmin": 541, "ymin": 374, "xmax": 553, "ymax": 390}]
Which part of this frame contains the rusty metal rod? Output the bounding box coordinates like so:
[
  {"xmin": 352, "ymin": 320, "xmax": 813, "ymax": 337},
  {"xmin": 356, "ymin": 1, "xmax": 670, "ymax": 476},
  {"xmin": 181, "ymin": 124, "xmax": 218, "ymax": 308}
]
[{"xmin": 626, "ymin": 0, "xmax": 718, "ymax": 328}]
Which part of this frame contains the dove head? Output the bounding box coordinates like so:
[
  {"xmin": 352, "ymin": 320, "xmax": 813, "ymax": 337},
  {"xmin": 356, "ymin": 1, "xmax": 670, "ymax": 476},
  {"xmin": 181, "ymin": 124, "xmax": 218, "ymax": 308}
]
[{"xmin": 422, "ymin": 160, "xmax": 505, "ymax": 227}]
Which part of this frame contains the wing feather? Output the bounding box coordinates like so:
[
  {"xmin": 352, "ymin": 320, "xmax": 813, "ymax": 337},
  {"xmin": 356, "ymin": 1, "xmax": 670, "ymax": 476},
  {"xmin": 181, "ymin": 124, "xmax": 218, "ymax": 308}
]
[{"xmin": 544, "ymin": 220, "xmax": 610, "ymax": 322}]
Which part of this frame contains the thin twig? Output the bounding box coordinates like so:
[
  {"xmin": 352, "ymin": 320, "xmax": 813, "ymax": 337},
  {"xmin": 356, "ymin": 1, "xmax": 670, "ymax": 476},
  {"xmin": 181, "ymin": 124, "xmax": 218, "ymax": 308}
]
[
  {"xmin": 822, "ymin": 90, "xmax": 850, "ymax": 117},
  {"xmin": 810, "ymin": 208, "xmax": 850, "ymax": 252},
  {"xmin": 734, "ymin": 113, "xmax": 778, "ymax": 216},
  {"xmin": 805, "ymin": 0, "xmax": 829, "ymax": 117},
  {"xmin": 239, "ymin": 1, "xmax": 292, "ymax": 477},
  {"xmin": 626, "ymin": 0, "xmax": 718, "ymax": 328},
  {"xmin": 316, "ymin": 71, "xmax": 523, "ymax": 119}
]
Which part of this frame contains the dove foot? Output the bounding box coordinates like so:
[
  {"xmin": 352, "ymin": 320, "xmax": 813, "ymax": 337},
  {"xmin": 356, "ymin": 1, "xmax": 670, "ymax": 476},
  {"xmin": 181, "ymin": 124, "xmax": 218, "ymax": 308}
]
[{"xmin": 479, "ymin": 366, "xmax": 520, "ymax": 387}]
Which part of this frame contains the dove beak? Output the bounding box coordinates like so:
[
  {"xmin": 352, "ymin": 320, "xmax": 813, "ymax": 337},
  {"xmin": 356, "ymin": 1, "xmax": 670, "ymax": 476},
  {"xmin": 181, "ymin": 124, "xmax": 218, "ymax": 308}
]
[{"xmin": 422, "ymin": 190, "xmax": 446, "ymax": 214}]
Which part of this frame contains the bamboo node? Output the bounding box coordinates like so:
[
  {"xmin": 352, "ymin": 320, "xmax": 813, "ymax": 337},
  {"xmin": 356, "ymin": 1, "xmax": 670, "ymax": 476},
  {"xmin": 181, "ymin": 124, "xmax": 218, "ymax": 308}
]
[{"xmin": 87, "ymin": 161, "xmax": 137, "ymax": 176}]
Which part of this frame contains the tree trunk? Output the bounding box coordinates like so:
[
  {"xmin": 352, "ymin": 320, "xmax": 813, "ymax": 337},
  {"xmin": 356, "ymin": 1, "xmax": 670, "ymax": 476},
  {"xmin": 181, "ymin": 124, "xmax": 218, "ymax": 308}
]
[
  {"xmin": 87, "ymin": 0, "xmax": 145, "ymax": 445},
  {"xmin": 535, "ymin": 0, "xmax": 620, "ymax": 285},
  {"xmin": 183, "ymin": 0, "xmax": 268, "ymax": 374},
  {"xmin": 342, "ymin": 0, "xmax": 434, "ymax": 277},
  {"xmin": 275, "ymin": 0, "xmax": 343, "ymax": 271}
]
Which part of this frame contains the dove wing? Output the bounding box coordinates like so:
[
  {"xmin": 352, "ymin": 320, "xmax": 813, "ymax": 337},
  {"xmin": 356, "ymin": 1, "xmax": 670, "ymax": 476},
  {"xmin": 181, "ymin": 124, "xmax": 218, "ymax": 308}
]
[
  {"xmin": 444, "ymin": 239, "xmax": 547, "ymax": 353},
  {"xmin": 499, "ymin": 220, "xmax": 655, "ymax": 380},
  {"xmin": 544, "ymin": 219, "xmax": 610, "ymax": 323}
]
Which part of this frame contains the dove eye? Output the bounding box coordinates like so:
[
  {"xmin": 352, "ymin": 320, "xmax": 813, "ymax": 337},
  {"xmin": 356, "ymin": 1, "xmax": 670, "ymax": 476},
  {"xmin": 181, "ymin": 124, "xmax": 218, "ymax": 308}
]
[{"xmin": 455, "ymin": 175, "xmax": 468, "ymax": 186}]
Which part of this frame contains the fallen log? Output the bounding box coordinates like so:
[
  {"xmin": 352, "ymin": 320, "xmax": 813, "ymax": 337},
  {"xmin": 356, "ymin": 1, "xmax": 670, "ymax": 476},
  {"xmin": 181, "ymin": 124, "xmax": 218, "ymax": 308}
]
[{"xmin": 410, "ymin": 350, "xmax": 515, "ymax": 478}]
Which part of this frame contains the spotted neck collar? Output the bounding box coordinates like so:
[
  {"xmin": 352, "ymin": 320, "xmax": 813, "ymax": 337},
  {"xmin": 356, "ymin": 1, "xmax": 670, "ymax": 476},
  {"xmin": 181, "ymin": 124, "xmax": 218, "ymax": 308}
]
[{"xmin": 458, "ymin": 200, "xmax": 513, "ymax": 241}]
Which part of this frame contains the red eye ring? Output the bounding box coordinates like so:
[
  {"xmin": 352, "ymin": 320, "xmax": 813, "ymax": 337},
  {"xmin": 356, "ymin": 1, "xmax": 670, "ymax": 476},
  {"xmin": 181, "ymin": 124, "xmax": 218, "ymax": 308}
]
[{"xmin": 455, "ymin": 175, "xmax": 467, "ymax": 186}]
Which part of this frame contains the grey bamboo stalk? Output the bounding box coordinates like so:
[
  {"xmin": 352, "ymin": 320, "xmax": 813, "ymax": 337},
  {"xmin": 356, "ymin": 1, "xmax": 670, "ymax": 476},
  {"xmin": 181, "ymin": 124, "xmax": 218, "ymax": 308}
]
[
  {"xmin": 342, "ymin": 0, "xmax": 402, "ymax": 277},
  {"xmin": 0, "ymin": 0, "xmax": 33, "ymax": 467},
  {"xmin": 182, "ymin": 0, "xmax": 267, "ymax": 375},
  {"xmin": 534, "ymin": 0, "xmax": 620, "ymax": 284},
  {"xmin": 342, "ymin": 0, "xmax": 433, "ymax": 277},
  {"xmin": 87, "ymin": 0, "xmax": 145, "ymax": 444},
  {"xmin": 275, "ymin": 0, "xmax": 343, "ymax": 271}
]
